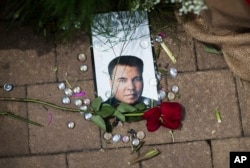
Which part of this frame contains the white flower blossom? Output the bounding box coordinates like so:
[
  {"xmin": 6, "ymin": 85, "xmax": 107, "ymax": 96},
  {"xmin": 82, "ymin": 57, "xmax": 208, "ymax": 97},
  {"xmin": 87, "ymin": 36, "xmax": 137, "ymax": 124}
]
[
  {"xmin": 153, "ymin": 0, "xmax": 161, "ymax": 4},
  {"xmin": 129, "ymin": 0, "xmax": 207, "ymax": 15}
]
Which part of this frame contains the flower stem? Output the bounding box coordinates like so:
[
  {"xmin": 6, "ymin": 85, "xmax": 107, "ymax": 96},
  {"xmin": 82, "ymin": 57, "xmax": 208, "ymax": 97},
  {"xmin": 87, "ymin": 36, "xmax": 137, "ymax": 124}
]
[
  {"xmin": 0, "ymin": 97, "xmax": 82, "ymax": 112},
  {"xmin": 169, "ymin": 130, "xmax": 175, "ymax": 143},
  {"xmin": 124, "ymin": 113, "xmax": 143, "ymax": 117},
  {"xmin": 215, "ymin": 109, "xmax": 222, "ymax": 123},
  {"xmin": 128, "ymin": 148, "xmax": 160, "ymax": 165},
  {"xmin": 0, "ymin": 111, "xmax": 43, "ymax": 127}
]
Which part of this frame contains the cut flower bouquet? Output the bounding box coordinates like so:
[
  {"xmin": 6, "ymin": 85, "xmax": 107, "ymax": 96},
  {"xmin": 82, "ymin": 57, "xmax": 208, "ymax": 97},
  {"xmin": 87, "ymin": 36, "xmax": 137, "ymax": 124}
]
[
  {"xmin": 0, "ymin": 96, "xmax": 182, "ymax": 133},
  {"xmin": 84, "ymin": 96, "xmax": 182, "ymax": 132}
]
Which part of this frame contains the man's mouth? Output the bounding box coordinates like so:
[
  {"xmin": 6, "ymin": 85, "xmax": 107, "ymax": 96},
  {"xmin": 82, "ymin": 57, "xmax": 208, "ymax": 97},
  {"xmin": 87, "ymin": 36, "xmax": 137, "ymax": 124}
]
[{"xmin": 125, "ymin": 94, "xmax": 136, "ymax": 97}]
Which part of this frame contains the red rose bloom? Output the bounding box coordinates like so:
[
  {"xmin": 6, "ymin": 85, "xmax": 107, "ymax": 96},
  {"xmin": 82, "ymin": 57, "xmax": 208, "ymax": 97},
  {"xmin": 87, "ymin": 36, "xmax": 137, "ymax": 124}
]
[
  {"xmin": 142, "ymin": 102, "xmax": 182, "ymax": 132},
  {"xmin": 245, "ymin": 0, "xmax": 250, "ymax": 5},
  {"xmin": 142, "ymin": 107, "xmax": 161, "ymax": 132}
]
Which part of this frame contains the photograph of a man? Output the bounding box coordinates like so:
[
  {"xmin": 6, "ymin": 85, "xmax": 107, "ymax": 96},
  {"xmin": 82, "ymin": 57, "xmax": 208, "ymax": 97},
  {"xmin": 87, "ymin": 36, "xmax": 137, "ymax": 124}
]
[
  {"xmin": 107, "ymin": 55, "xmax": 145, "ymax": 105},
  {"xmin": 91, "ymin": 11, "xmax": 159, "ymax": 104}
]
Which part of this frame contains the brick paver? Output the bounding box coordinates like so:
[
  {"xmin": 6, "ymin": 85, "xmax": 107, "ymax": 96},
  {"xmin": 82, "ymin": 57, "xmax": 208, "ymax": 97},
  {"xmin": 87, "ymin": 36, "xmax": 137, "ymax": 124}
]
[
  {"xmin": 0, "ymin": 24, "xmax": 56, "ymax": 86},
  {"xmin": 27, "ymin": 82, "xmax": 100, "ymax": 153},
  {"xmin": 212, "ymin": 137, "xmax": 250, "ymax": 168},
  {"xmin": 56, "ymin": 33, "xmax": 94, "ymax": 82},
  {"xmin": 67, "ymin": 148, "xmax": 139, "ymax": 168},
  {"xmin": 195, "ymin": 41, "xmax": 228, "ymax": 70},
  {"xmin": 0, "ymin": 154, "xmax": 67, "ymax": 168},
  {"xmin": 236, "ymin": 78, "xmax": 250, "ymax": 136},
  {"xmin": 0, "ymin": 86, "xmax": 29, "ymax": 156},
  {"xmin": 141, "ymin": 141, "xmax": 212, "ymax": 168},
  {"xmin": 156, "ymin": 26, "xmax": 196, "ymax": 72},
  {"xmin": 168, "ymin": 70, "xmax": 242, "ymax": 141}
]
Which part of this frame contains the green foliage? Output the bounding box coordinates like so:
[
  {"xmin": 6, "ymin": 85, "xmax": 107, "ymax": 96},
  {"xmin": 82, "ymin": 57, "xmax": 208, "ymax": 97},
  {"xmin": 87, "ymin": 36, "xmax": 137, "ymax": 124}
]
[
  {"xmin": 126, "ymin": 116, "xmax": 144, "ymax": 122},
  {"xmin": 203, "ymin": 43, "xmax": 222, "ymax": 55},
  {"xmin": 1, "ymin": 0, "xmax": 129, "ymax": 41},
  {"xmin": 88, "ymin": 97, "xmax": 149, "ymax": 131},
  {"xmin": 1, "ymin": 0, "xmax": 179, "ymax": 42},
  {"xmin": 117, "ymin": 102, "xmax": 137, "ymax": 113},
  {"xmin": 96, "ymin": 103, "xmax": 116, "ymax": 118},
  {"xmin": 134, "ymin": 103, "xmax": 147, "ymax": 111},
  {"xmin": 90, "ymin": 96, "xmax": 102, "ymax": 112},
  {"xmin": 113, "ymin": 110, "xmax": 126, "ymax": 122},
  {"xmin": 90, "ymin": 115, "xmax": 106, "ymax": 131}
]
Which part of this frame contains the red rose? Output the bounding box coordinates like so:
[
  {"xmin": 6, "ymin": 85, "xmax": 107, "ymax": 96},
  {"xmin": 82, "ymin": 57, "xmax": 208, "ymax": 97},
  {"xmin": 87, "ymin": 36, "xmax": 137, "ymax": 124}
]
[
  {"xmin": 142, "ymin": 102, "xmax": 182, "ymax": 132},
  {"xmin": 245, "ymin": 0, "xmax": 250, "ymax": 5},
  {"xmin": 142, "ymin": 107, "xmax": 161, "ymax": 132},
  {"xmin": 160, "ymin": 102, "xmax": 182, "ymax": 129}
]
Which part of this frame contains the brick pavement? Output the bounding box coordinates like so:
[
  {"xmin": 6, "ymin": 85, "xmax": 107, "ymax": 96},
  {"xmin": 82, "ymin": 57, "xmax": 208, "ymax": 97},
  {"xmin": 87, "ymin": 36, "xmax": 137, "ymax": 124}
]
[{"xmin": 1, "ymin": 22, "xmax": 250, "ymax": 168}]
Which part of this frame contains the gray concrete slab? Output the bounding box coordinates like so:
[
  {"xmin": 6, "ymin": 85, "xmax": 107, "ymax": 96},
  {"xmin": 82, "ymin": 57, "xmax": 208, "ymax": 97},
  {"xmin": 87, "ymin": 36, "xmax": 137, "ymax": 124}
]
[
  {"xmin": 0, "ymin": 23, "xmax": 56, "ymax": 85},
  {"xmin": 167, "ymin": 70, "xmax": 242, "ymax": 142},
  {"xmin": 236, "ymin": 78, "xmax": 250, "ymax": 136},
  {"xmin": 0, "ymin": 154, "xmax": 66, "ymax": 168},
  {"xmin": 195, "ymin": 41, "xmax": 228, "ymax": 70},
  {"xmin": 212, "ymin": 137, "xmax": 250, "ymax": 168},
  {"xmin": 0, "ymin": 86, "xmax": 29, "ymax": 156},
  {"xmin": 67, "ymin": 148, "xmax": 139, "ymax": 168},
  {"xmin": 156, "ymin": 26, "xmax": 196, "ymax": 73},
  {"xmin": 56, "ymin": 33, "xmax": 94, "ymax": 82}
]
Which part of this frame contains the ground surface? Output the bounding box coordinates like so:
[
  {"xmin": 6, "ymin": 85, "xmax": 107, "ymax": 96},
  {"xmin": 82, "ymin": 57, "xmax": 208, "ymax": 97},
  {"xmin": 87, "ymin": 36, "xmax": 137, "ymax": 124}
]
[{"xmin": 1, "ymin": 22, "xmax": 250, "ymax": 168}]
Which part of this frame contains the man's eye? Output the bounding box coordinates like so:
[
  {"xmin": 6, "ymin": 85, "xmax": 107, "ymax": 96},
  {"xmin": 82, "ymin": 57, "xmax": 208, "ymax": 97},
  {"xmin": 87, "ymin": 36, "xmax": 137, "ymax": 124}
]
[
  {"xmin": 118, "ymin": 78, "xmax": 126, "ymax": 82},
  {"xmin": 134, "ymin": 77, "xmax": 142, "ymax": 81}
]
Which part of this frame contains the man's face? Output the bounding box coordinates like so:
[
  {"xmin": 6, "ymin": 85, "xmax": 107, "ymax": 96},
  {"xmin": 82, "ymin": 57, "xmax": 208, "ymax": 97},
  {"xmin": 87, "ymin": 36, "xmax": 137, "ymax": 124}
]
[{"xmin": 110, "ymin": 65, "xmax": 143, "ymax": 104}]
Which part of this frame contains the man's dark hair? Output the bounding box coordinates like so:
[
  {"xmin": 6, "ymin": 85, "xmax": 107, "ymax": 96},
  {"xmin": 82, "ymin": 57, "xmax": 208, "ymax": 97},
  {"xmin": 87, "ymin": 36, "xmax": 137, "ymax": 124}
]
[{"xmin": 108, "ymin": 56, "xmax": 144, "ymax": 78}]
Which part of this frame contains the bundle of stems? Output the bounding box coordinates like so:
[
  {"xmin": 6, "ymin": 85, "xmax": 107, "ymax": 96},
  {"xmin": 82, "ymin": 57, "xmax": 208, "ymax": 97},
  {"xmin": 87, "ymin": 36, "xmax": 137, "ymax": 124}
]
[{"xmin": 0, "ymin": 97, "xmax": 84, "ymax": 126}]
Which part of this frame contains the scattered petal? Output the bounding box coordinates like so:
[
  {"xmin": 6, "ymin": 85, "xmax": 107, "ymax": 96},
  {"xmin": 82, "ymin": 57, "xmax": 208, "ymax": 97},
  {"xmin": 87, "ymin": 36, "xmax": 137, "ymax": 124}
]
[
  {"xmin": 48, "ymin": 112, "xmax": 53, "ymax": 125},
  {"xmin": 72, "ymin": 91, "xmax": 86, "ymax": 97}
]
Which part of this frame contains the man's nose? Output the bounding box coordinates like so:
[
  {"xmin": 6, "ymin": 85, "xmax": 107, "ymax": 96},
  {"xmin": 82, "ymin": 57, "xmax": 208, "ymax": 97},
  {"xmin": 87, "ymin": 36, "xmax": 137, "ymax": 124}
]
[{"xmin": 127, "ymin": 80, "xmax": 135, "ymax": 90}]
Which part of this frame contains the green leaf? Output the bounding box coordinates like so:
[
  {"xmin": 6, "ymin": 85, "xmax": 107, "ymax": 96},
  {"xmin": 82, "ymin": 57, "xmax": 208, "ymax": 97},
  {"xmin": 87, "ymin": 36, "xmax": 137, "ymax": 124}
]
[
  {"xmin": 90, "ymin": 97, "xmax": 102, "ymax": 112},
  {"xmin": 96, "ymin": 103, "xmax": 116, "ymax": 118},
  {"xmin": 134, "ymin": 103, "xmax": 147, "ymax": 111},
  {"xmin": 203, "ymin": 44, "xmax": 222, "ymax": 55},
  {"xmin": 117, "ymin": 102, "xmax": 137, "ymax": 113},
  {"xmin": 113, "ymin": 110, "xmax": 125, "ymax": 122},
  {"xmin": 90, "ymin": 115, "xmax": 106, "ymax": 131}
]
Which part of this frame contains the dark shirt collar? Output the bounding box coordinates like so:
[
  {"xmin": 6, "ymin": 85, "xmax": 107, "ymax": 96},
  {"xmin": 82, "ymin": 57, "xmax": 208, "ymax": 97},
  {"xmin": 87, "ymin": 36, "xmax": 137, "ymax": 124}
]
[{"xmin": 105, "ymin": 96, "xmax": 145, "ymax": 107}]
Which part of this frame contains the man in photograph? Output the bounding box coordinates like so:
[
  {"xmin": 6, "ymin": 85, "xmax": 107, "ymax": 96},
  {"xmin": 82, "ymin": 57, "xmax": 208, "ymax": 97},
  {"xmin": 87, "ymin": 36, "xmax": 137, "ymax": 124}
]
[{"xmin": 107, "ymin": 55, "xmax": 145, "ymax": 106}]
